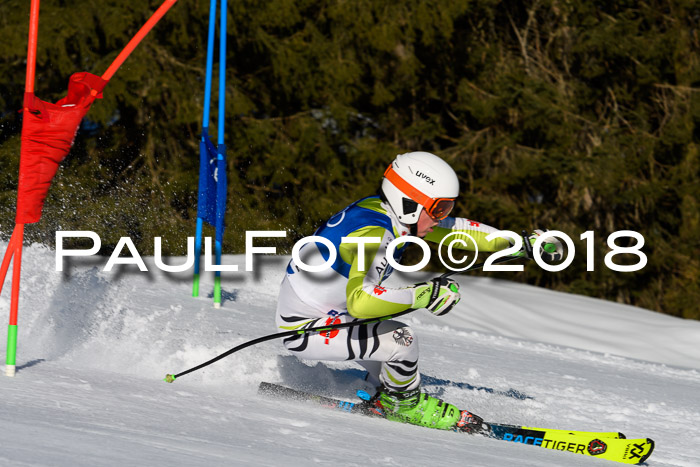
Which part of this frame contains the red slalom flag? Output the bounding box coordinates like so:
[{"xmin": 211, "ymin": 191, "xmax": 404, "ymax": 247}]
[
  {"xmin": 15, "ymin": 72, "xmax": 107, "ymax": 224},
  {"xmin": 4, "ymin": 0, "xmax": 178, "ymax": 377}
]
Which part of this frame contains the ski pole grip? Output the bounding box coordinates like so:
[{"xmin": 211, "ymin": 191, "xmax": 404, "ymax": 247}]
[{"xmin": 521, "ymin": 230, "xmax": 534, "ymax": 260}]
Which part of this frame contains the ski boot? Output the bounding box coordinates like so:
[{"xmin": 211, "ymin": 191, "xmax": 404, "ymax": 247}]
[{"xmin": 368, "ymin": 386, "xmax": 486, "ymax": 433}]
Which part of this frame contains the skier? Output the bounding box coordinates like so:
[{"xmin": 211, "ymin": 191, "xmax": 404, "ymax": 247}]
[{"xmin": 275, "ymin": 151, "xmax": 560, "ymax": 431}]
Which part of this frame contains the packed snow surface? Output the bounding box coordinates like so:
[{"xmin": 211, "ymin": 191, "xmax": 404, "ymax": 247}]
[{"xmin": 1, "ymin": 242, "xmax": 699, "ymax": 466}]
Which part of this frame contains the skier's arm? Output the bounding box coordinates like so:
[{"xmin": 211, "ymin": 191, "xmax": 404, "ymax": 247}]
[
  {"xmin": 343, "ymin": 227, "xmax": 414, "ymax": 319},
  {"xmin": 423, "ymin": 217, "xmax": 512, "ymax": 252}
]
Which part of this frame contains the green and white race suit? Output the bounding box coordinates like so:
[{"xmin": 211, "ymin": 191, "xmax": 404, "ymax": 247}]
[{"xmin": 275, "ymin": 196, "xmax": 510, "ymax": 391}]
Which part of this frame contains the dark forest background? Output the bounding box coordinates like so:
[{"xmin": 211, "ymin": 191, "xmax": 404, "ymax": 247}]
[{"xmin": 1, "ymin": 1, "xmax": 698, "ymax": 319}]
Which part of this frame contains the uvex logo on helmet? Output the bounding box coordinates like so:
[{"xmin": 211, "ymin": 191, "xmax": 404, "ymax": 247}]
[{"xmin": 415, "ymin": 170, "xmax": 436, "ymax": 185}]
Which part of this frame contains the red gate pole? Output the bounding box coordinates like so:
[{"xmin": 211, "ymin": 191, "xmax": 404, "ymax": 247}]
[
  {"xmin": 2, "ymin": 0, "xmax": 39, "ymax": 377},
  {"xmin": 101, "ymin": 0, "xmax": 179, "ymax": 82}
]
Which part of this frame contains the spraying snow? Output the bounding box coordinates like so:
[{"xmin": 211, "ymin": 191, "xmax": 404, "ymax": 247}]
[{"xmin": 1, "ymin": 242, "xmax": 699, "ymax": 466}]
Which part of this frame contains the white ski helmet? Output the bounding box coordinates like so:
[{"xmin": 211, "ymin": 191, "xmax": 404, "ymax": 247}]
[{"xmin": 381, "ymin": 151, "xmax": 459, "ymax": 224}]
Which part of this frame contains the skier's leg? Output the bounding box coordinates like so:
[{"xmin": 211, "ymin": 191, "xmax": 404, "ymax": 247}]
[
  {"xmin": 276, "ymin": 277, "xmax": 420, "ymax": 391},
  {"xmin": 278, "ymin": 308, "xmax": 475, "ymax": 431},
  {"xmin": 279, "ymin": 313, "xmax": 421, "ymax": 392}
]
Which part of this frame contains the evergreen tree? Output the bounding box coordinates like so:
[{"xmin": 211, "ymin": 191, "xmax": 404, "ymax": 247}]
[{"xmin": 1, "ymin": 0, "xmax": 698, "ymax": 318}]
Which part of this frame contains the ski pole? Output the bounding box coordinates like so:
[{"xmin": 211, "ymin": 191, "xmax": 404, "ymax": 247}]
[{"xmin": 164, "ymin": 250, "xmax": 526, "ymax": 383}]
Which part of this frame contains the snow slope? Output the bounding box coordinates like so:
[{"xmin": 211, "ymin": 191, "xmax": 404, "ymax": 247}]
[{"xmin": 1, "ymin": 242, "xmax": 699, "ymax": 467}]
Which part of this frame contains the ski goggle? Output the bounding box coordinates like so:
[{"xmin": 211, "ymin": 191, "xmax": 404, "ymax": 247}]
[{"xmin": 384, "ymin": 164, "xmax": 456, "ymax": 220}]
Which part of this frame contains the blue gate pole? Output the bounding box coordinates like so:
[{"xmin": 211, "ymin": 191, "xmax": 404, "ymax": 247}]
[
  {"xmin": 213, "ymin": 0, "xmax": 228, "ymax": 308},
  {"xmin": 193, "ymin": 0, "xmax": 218, "ymax": 298}
]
